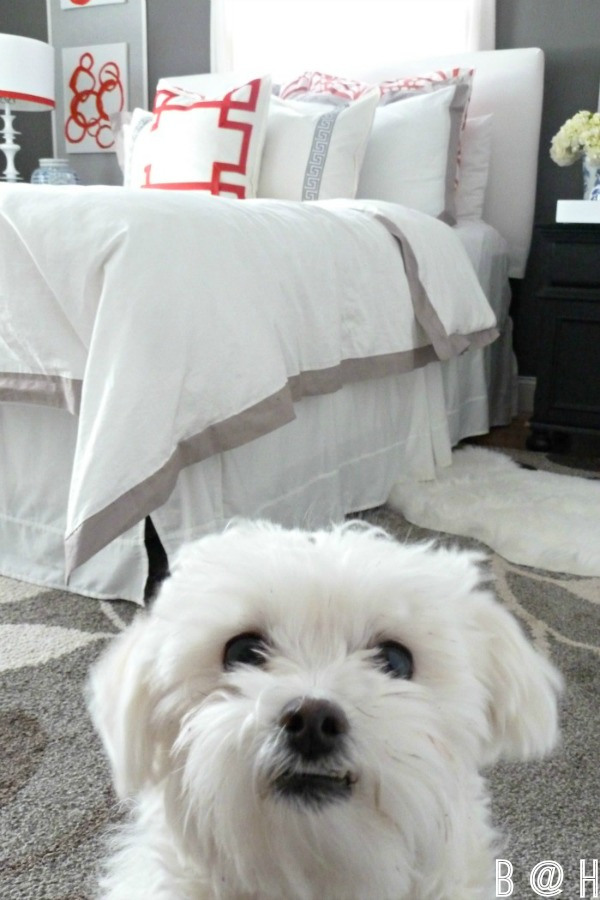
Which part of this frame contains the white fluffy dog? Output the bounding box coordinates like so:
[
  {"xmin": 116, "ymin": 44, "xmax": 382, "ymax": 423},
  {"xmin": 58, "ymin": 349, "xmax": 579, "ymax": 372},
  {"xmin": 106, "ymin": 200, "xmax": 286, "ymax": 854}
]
[{"xmin": 88, "ymin": 520, "xmax": 562, "ymax": 900}]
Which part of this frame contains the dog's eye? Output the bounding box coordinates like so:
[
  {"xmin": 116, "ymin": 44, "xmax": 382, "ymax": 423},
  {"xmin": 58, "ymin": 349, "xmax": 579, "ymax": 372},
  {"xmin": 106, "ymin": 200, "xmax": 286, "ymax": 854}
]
[
  {"xmin": 223, "ymin": 633, "xmax": 267, "ymax": 670},
  {"xmin": 373, "ymin": 641, "xmax": 414, "ymax": 680}
]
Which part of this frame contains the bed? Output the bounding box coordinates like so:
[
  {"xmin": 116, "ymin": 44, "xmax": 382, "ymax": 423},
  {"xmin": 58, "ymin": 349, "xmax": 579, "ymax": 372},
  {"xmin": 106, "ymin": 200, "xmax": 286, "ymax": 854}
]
[{"xmin": 0, "ymin": 47, "xmax": 544, "ymax": 603}]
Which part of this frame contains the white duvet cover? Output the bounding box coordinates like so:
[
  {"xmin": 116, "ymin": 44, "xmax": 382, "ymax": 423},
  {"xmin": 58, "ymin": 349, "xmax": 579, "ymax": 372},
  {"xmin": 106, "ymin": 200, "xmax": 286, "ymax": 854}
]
[{"xmin": 0, "ymin": 186, "xmax": 496, "ymax": 574}]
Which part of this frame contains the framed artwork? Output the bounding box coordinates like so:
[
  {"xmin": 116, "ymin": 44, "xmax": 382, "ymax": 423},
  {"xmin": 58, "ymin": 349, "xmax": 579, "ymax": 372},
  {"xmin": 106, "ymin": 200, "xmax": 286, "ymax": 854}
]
[
  {"xmin": 62, "ymin": 43, "xmax": 128, "ymax": 152},
  {"xmin": 60, "ymin": 0, "xmax": 126, "ymax": 8},
  {"xmin": 47, "ymin": 0, "xmax": 147, "ymax": 182}
]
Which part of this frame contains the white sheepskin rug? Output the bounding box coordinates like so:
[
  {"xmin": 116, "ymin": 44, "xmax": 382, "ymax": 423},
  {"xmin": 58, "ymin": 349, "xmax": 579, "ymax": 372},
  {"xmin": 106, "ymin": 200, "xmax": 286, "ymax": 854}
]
[{"xmin": 388, "ymin": 445, "xmax": 600, "ymax": 576}]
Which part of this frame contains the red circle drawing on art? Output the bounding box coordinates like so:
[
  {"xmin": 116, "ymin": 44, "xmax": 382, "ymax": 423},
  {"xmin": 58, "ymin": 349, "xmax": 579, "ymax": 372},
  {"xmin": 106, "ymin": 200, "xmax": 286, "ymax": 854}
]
[{"xmin": 64, "ymin": 50, "xmax": 124, "ymax": 149}]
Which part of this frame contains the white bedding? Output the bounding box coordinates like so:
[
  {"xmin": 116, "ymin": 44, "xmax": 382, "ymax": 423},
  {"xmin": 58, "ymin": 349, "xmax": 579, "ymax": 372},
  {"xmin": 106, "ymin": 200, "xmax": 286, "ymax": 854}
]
[
  {"xmin": 446, "ymin": 220, "xmax": 516, "ymax": 441},
  {"xmin": 0, "ymin": 185, "xmax": 496, "ymax": 578}
]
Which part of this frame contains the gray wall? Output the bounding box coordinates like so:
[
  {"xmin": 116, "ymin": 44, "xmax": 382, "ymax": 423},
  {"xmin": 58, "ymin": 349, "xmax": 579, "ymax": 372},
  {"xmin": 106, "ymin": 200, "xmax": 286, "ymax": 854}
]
[
  {"xmin": 2, "ymin": 0, "xmax": 599, "ymax": 374},
  {"xmin": 497, "ymin": 1, "xmax": 600, "ymax": 374},
  {"xmin": 147, "ymin": 0, "xmax": 210, "ymax": 93}
]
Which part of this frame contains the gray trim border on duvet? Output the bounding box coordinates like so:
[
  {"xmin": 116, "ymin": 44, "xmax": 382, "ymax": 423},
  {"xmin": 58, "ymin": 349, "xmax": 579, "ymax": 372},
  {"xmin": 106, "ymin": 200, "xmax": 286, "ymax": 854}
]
[
  {"xmin": 63, "ymin": 345, "xmax": 440, "ymax": 577},
  {"xmin": 0, "ymin": 372, "xmax": 82, "ymax": 415},
  {"xmin": 372, "ymin": 212, "xmax": 499, "ymax": 359}
]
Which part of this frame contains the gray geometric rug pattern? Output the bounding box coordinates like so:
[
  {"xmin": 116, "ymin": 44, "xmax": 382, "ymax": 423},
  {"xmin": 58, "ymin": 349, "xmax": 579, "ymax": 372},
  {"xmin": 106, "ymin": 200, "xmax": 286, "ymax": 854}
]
[{"xmin": 1, "ymin": 448, "xmax": 599, "ymax": 899}]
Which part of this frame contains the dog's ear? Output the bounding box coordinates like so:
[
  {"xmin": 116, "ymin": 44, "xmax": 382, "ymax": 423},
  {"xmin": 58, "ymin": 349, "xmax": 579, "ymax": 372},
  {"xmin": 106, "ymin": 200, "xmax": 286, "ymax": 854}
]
[
  {"xmin": 470, "ymin": 592, "xmax": 563, "ymax": 765},
  {"xmin": 87, "ymin": 615, "xmax": 170, "ymax": 799}
]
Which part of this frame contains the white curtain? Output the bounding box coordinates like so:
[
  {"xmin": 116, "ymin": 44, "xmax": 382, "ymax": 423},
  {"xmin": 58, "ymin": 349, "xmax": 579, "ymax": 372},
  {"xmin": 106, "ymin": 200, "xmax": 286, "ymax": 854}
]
[
  {"xmin": 211, "ymin": 0, "xmax": 496, "ymax": 76},
  {"xmin": 468, "ymin": 0, "xmax": 496, "ymax": 53}
]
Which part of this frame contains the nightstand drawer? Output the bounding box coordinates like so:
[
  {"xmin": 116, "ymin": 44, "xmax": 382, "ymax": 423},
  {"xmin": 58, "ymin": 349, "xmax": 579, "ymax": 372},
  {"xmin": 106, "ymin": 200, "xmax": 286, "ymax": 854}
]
[
  {"xmin": 529, "ymin": 223, "xmax": 600, "ymax": 445},
  {"xmin": 547, "ymin": 240, "xmax": 600, "ymax": 287},
  {"xmin": 534, "ymin": 298, "xmax": 600, "ymax": 429}
]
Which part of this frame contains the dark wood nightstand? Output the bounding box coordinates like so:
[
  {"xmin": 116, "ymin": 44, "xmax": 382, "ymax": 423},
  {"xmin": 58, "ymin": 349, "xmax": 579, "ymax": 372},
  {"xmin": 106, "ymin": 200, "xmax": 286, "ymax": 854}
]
[{"xmin": 527, "ymin": 223, "xmax": 600, "ymax": 451}]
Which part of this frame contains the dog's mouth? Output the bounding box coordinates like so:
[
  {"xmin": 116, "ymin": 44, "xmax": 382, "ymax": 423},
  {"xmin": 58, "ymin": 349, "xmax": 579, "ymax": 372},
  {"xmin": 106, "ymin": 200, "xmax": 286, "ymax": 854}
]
[{"xmin": 273, "ymin": 768, "xmax": 356, "ymax": 806}]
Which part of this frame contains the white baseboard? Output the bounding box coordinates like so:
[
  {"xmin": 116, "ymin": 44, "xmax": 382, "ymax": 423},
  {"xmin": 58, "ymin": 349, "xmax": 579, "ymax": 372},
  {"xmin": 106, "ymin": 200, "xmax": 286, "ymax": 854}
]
[{"xmin": 518, "ymin": 376, "xmax": 536, "ymax": 415}]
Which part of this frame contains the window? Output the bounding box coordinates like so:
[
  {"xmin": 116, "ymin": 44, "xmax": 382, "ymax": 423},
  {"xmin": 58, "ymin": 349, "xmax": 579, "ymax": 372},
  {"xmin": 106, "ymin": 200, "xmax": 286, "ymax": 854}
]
[{"xmin": 211, "ymin": 0, "xmax": 495, "ymax": 78}]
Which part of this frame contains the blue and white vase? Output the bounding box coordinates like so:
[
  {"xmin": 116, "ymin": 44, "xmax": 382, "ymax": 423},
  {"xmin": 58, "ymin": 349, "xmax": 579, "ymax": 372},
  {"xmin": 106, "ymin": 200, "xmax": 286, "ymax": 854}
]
[
  {"xmin": 31, "ymin": 158, "xmax": 80, "ymax": 185},
  {"xmin": 582, "ymin": 156, "xmax": 600, "ymax": 200}
]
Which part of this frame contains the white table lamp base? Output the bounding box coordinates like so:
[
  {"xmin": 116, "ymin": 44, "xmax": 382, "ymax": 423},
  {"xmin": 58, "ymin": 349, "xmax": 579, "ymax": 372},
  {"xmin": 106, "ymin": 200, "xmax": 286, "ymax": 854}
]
[{"xmin": 0, "ymin": 102, "xmax": 22, "ymax": 183}]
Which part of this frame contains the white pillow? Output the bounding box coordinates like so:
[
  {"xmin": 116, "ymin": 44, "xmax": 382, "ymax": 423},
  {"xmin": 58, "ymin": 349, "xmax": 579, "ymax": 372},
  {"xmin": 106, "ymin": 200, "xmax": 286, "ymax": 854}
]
[
  {"xmin": 126, "ymin": 108, "xmax": 153, "ymax": 187},
  {"xmin": 356, "ymin": 87, "xmax": 456, "ymax": 218},
  {"xmin": 257, "ymin": 88, "xmax": 379, "ymax": 201},
  {"xmin": 110, "ymin": 109, "xmax": 152, "ymax": 187},
  {"xmin": 123, "ymin": 75, "xmax": 272, "ymax": 198},
  {"xmin": 455, "ymin": 115, "xmax": 494, "ymax": 220},
  {"xmin": 157, "ymin": 72, "xmax": 263, "ymax": 96}
]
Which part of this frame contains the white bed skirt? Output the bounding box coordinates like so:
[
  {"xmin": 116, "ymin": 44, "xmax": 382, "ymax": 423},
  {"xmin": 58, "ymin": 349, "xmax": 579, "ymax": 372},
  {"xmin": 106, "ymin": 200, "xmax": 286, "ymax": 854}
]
[
  {"xmin": 452, "ymin": 220, "xmax": 518, "ymax": 432},
  {"xmin": 0, "ymin": 360, "xmax": 479, "ymax": 603},
  {"xmin": 152, "ymin": 364, "xmax": 454, "ymax": 562}
]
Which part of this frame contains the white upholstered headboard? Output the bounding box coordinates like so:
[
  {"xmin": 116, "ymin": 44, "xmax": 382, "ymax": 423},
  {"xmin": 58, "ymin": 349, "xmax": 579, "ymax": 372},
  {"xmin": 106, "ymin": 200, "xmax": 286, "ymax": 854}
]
[{"xmin": 353, "ymin": 48, "xmax": 545, "ymax": 279}]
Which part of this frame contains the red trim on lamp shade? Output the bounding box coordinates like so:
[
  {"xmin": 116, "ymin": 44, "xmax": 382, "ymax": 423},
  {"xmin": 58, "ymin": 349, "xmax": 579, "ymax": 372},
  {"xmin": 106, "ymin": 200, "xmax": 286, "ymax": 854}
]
[{"xmin": 0, "ymin": 90, "xmax": 55, "ymax": 109}]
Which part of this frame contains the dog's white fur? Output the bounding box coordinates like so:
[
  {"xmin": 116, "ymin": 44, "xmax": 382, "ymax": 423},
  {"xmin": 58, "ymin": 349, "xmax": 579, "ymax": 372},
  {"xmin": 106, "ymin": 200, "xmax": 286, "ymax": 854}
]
[{"xmin": 88, "ymin": 520, "xmax": 562, "ymax": 900}]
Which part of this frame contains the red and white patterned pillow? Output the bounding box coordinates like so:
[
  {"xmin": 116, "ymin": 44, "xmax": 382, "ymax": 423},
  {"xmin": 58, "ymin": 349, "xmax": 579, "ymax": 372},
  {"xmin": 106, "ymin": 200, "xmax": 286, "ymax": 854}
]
[
  {"xmin": 126, "ymin": 75, "xmax": 272, "ymax": 198},
  {"xmin": 379, "ymin": 67, "xmax": 473, "ymax": 100},
  {"xmin": 280, "ymin": 71, "xmax": 377, "ymax": 102},
  {"xmin": 280, "ymin": 67, "xmax": 473, "ymax": 106}
]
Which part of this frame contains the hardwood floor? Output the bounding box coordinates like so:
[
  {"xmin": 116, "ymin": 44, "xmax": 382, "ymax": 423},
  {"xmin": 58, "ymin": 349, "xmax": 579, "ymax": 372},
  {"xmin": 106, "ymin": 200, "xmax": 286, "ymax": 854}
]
[
  {"xmin": 466, "ymin": 416, "xmax": 600, "ymax": 471},
  {"xmin": 467, "ymin": 415, "xmax": 531, "ymax": 451}
]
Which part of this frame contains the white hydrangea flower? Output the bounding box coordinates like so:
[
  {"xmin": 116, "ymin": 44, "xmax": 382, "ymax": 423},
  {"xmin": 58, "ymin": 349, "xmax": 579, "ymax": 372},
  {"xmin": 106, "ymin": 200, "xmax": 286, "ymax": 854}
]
[{"xmin": 550, "ymin": 111, "xmax": 600, "ymax": 166}]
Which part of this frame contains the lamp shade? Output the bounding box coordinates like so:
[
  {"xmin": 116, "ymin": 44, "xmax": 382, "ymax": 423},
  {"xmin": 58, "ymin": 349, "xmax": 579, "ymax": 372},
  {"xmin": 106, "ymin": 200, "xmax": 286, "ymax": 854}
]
[{"xmin": 0, "ymin": 33, "xmax": 55, "ymax": 111}]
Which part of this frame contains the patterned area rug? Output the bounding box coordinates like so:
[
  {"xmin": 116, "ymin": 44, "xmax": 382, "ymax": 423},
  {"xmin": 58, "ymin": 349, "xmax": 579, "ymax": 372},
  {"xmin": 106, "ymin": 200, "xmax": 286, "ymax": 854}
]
[{"xmin": 1, "ymin": 448, "xmax": 599, "ymax": 900}]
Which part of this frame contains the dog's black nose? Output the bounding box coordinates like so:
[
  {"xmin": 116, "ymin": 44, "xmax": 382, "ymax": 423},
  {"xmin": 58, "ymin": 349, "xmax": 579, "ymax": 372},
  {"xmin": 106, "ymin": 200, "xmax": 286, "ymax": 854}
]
[{"xmin": 279, "ymin": 698, "xmax": 349, "ymax": 760}]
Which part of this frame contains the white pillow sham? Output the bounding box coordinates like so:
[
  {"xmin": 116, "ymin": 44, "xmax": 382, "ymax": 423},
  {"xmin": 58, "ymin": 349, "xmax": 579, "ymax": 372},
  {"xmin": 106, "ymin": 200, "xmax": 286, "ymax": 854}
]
[
  {"xmin": 356, "ymin": 87, "xmax": 456, "ymax": 219},
  {"xmin": 455, "ymin": 114, "xmax": 494, "ymax": 220},
  {"xmin": 110, "ymin": 108, "xmax": 152, "ymax": 187},
  {"xmin": 116, "ymin": 75, "xmax": 272, "ymax": 198},
  {"xmin": 257, "ymin": 88, "xmax": 380, "ymax": 201}
]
